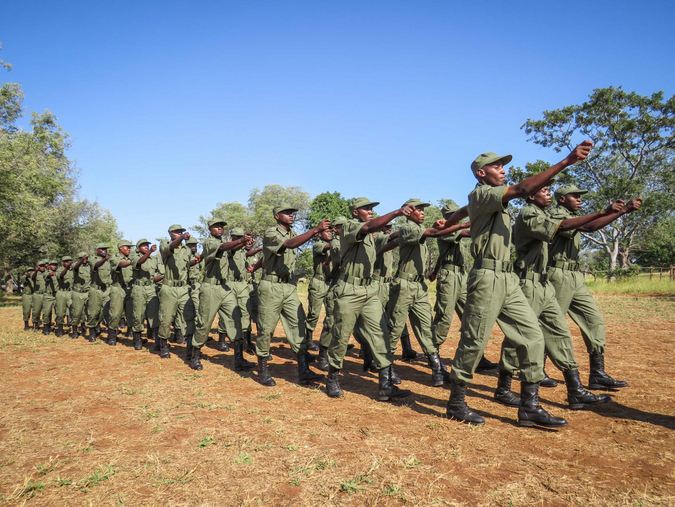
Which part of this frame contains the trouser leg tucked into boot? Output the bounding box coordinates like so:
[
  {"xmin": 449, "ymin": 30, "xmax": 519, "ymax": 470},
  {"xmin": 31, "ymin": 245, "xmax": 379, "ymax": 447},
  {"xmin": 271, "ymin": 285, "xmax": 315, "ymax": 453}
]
[
  {"xmin": 234, "ymin": 341, "xmax": 255, "ymax": 371},
  {"xmin": 87, "ymin": 327, "xmax": 97, "ymax": 342},
  {"xmin": 517, "ymin": 382, "xmax": 567, "ymax": 428},
  {"xmin": 540, "ymin": 357, "xmax": 558, "ymax": 388},
  {"xmin": 132, "ymin": 331, "xmax": 143, "ymax": 350},
  {"xmin": 588, "ymin": 351, "xmax": 627, "ymax": 389},
  {"xmin": 316, "ymin": 346, "xmax": 329, "ymax": 371},
  {"xmin": 564, "ymin": 369, "xmax": 611, "ymax": 409},
  {"xmin": 297, "ymin": 351, "xmax": 323, "ymax": 383},
  {"xmin": 446, "ymin": 380, "xmax": 484, "ymax": 425},
  {"xmin": 427, "ymin": 352, "xmax": 448, "ymax": 387},
  {"xmin": 174, "ymin": 329, "xmax": 185, "ymax": 345},
  {"xmin": 190, "ymin": 346, "xmax": 203, "ymax": 370},
  {"xmin": 400, "ymin": 331, "xmax": 418, "ymax": 361},
  {"xmin": 494, "ymin": 369, "xmax": 520, "ymax": 407},
  {"xmin": 42, "ymin": 324, "xmax": 52, "ymax": 336},
  {"xmin": 55, "ymin": 325, "xmax": 63, "ymax": 337},
  {"xmin": 257, "ymin": 356, "xmax": 276, "ymax": 387},
  {"xmin": 159, "ymin": 338, "xmax": 170, "ymax": 359},
  {"xmin": 23, "ymin": 321, "xmax": 30, "ymax": 331},
  {"xmin": 244, "ymin": 330, "xmax": 255, "ymax": 355},
  {"xmin": 106, "ymin": 329, "xmax": 117, "ymax": 346},
  {"xmin": 216, "ymin": 332, "xmax": 230, "ymax": 352},
  {"xmin": 377, "ymin": 365, "xmax": 411, "ymax": 401},
  {"xmin": 475, "ymin": 355, "xmax": 499, "ymax": 374}
]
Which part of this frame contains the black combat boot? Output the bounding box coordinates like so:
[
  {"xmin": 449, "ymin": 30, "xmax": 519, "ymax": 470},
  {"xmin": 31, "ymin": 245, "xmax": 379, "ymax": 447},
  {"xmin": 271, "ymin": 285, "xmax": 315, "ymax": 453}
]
[
  {"xmin": 446, "ymin": 380, "xmax": 485, "ymax": 424},
  {"xmin": 400, "ymin": 331, "xmax": 418, "ymax": 361},
  {"xmin": 494, "ymin": 369, "xmax": 520, "ymax": 407},
  {"xmin": 70, "ymin": 326, "xmax": 78, "ymax": 339},
  {"xmin": 42, "ymin": 323, "xmax": 52, "ymax": 335},
  {"xmin": 146, "ymin": 324, "xmax": 152, "ymax": 339},
  {"xmin": 316, "ymin": 346, "xmax": 329, "ymax": 371},
  {"xmin": 87, "ymin": 327, "xmax": 97, "ymax": 342},
  {"xmin": 188, "ymin": 346, "xmax": 203, "ymax": 370},
  {"xmin": 326, "ymin": 366, "xmax": 342, "ymax": 398},
  {"xmin": 55, "ymin": 324, "xmax": 64, "ymax": 337},
  {"xmin": 588, "ymin": 351, "xmax": 627, "ymax": 390},
  {"xmin": 297, "ymin": 351, "xmax": 323, "ymax": 383},
  {"xmin": 377, "ymin": 365, "xmax": 411, "ymax": 401},
  {"xmin": 80, "ymin": 323, "xmax": 87, "ymax": 337},
  {"xmin": 174, "ymin": 329, "xmax": 185, "ymax": 345},
  {"xmin": 132, "ymin": 331, "xmax": 143, "ymax": 350},
  {"xmin": 33, "ymin": 321, "xmax": 41, "ymax": 332},
  {"xmin": 540, "ymin": 358, "xmax": 558, "ymax": 387},
  {"xmin": 305, "ymin": 328, "xmax": 319, "ymax": 351},
  {"xmin": 517, "ymin": 382, "xmax": 567, "ymax": 428},
  {"xmin": 361, "ymin": 341, "xmax": 374, "ymax": 372},
  {"xmin": 23, "ymin": 321, "xmax": 30, "ymax": 331},
  {"xmin": 244, "ymin": 330, "xmax": 256, "ymax": 355},
  {"xmin": 257, "ymin": 356, "xmax": 276, "ymax": 387},
  {"xmin": 564, "ymin": 369, "xmax": 611, "ymax": 409},
  {"xmin": 216, "ymin": 332, "xmax": 230, "ymax": 352},
  {"xmin": 427, "ymin": 353, "xmax": 446, "ymax": 387},
  {"xmin": 389, "ymin": 363, "xmax": 401, "ymax": 385},
  {"xmin": 186, "ymin": 336, "xmax": 194, "ymax": 361},
  {"xmin": 475, "ymin": 355, "xmax": 499, "ymax": 374},
  {"xmin": 106, "ymin": 329, "xmax": 117, "ymax": 346},
  {"xmin": 234, "ymin": 341, "xmax": 255, "ymax": 371},
  {"xmin": 159, "ymin": 338, "xmax": 170, "ymax": 358}
]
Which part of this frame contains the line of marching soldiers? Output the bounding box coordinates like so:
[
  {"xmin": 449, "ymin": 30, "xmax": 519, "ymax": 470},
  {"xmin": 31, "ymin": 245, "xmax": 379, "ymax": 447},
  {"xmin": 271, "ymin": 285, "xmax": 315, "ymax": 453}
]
[{"xmin": 16, "ymin": 141, "xmax": 643, "ymax": 428}]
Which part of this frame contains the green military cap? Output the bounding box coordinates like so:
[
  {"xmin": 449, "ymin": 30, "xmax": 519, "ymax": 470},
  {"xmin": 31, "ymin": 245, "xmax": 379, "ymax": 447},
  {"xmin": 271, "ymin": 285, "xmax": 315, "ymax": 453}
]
[
  {"xmin": 168, "ymin": 224, "xmax": 186, "ymax": 233},
  {"xmin": 118, "ymin": 239, "xmax": 133, "ymax": 248},
  {"xmin": 272, "ymin": 203, "xmax": 299, "ymax": 215},
  {"xmin": 25, "ymin": 266, "xmax": 35, "ymax": 272},
  {"xmin": 186, "ymin": 236, "xmax": 198, "ymax": 245},
  {"xmin": 37, "ymin": 259, "xmax": 48, "ymax": 265},
  {"xmin": 207, "ymin": 217, "xmax": 227, "ymax": 227},
  {"xmin": 471, "ymin": 152, "xmax": 513, "ymax": 173},
  {"xmin": 95, "ymin": 243, "xmax": 109, "ymax": 250},
  {"xmin": 332, "ymin": 215, "xmax": 348, "ymax": 226},
  {"xmin": 230, "ymin": 227, "xmax": 245, "ymax": 237},
  {"xmin": 350, "ymin": 197, "xmax": 380, "ymax": 210},
  {"xmin": 48, "ymin": 259, "xmax": 58, "ymax": 265},
  {"xmin": 403, "ymin": 198, "xmax": 431, "ymax": 208},
  {"xmin": 77, "ymin": 251, "xmax": 88, "ymax": 258},
  {"xmin": 440, "ymin": 202, "xmax": 460, "ymax": 216},
  {"xmin": 554, "ymin": 183, "xmax": 589, "ymax": 199},
  {"xmin": 61, "ymin": 255, "xmax": 73, "ymax": 262},
  {"xmin": 135, "ymin": 238, "xmax": 150, "ymax": 249}
]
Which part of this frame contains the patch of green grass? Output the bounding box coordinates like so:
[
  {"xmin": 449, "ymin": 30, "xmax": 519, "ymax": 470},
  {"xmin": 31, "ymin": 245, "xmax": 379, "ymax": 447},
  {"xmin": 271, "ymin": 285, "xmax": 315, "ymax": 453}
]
[
  {"xmin": 285, "ymin": 444, "xmax": 299, "ymax": 451},
  {"xmin": 80, "ymin": 464, "xmax": 116, "ymax": 490},
  {"xmin": 198, "ymin": 436, "xmax": 215, "ymax": 448},
  {"xmin": 587, "ymin": 276, "xmax": 674, "ymax": 296},
  {"xmin": 55, "ymin": 476, "xmax": 72, "ymax": 487},
  {"xmin": 340, "ymin": 479, "xmax": 360, "ymax": 494},
  {"xmin": 234, "ymin": 452, "xmax": 253, "ymax": 465},
  {"xmin": 35, "ymin": 457, "xmax": 58, "ymax": 475},
  {"xmin": 17, "ymin": 480, "xmax": 45, "ymax": 498},
  {"xmin": 384, "ymin": 483, "xmax": 402, "ymax": 496},
  {"xmin": 402, "ymin": 455, "xmax": 421, "ymax": 469},
  {"xmin": 262, "ymin": 391, "xmax": 282, "ymax": 401}
]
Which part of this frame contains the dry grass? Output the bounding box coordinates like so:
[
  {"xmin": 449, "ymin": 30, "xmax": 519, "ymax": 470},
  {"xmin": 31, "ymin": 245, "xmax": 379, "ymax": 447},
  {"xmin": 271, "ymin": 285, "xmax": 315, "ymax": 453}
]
[{"xmin": 0, "ymin": 292, "xmax": 674, "ymax": 506}]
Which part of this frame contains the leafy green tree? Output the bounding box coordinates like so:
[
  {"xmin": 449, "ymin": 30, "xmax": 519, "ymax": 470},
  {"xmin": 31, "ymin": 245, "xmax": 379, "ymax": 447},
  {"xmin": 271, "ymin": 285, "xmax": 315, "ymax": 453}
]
[
  {"xmin": 195, "ymin": 201, "xmax": 251, "ymax": 239},
  {"xmin": 522, "ymin": 87, "xmax": 674, "ymax": 270},
  {"xmin": 307, "ymin": 191, "xmax": 351, "ymax": 227},
  {"xmin": 248, "ymin": 184, "xmax": 310, "ymax": 237},
  {"xmin": 633, "ymin": 216, "xmax": 675, "ymax": 267}
]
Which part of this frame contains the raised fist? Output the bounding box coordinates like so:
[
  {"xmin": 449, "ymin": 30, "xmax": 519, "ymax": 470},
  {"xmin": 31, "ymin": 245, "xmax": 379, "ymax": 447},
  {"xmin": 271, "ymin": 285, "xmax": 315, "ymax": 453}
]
[
  {"xmin": 607, "ymin": 200, "xmax": 625, "ymax": 213},
  {"xmin": 316, "ymin": 219, "xmax": 331, "ymax": 232},
  {"xmin": 182, "ymin": 232, "xmax": 191, "ymax": 240},
  {"xmin": 569, "ymin": 140, "xmax": 593, "ymax": 163},
  {"xmin": 400, "ymin": 204, "xmax": 415, "ymax": 217},
  {"xmin": 433, "ymin": 219, "xmax": 446, "ymax": 230},
  {"xmin": 150, "ymin": 244, "xmax": 157, "ymax": 252},
  {"xmin": 626, "ymin": 197, "xmax": 642, "ymax": 212}
]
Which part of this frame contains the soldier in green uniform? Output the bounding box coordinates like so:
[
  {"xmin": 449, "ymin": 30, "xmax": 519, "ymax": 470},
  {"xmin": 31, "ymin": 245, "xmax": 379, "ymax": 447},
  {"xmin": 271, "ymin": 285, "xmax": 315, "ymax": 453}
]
[
  {"xmin": 157, "ymin": 224, "xmax": 193, "ymax": 358},
  {"xmin": 429, "ymin": 204, "xmax": 498, "ymax": 374},
  {"xmin": 31, "ymin": 260, "xmax": 48, "ymax": 331},
  {"xmin": 496, "ymin": 185, "xmax": 616, "ymax": 409},
  {"xmin": 21, "ymin": 267, "xmax": 35, "ymax": 330},
  {"xmin": 188, "ymin": 217, "xmax": 252, "ymax": 371},
  {"xmin": 255, "ymin": 205, "xmax": 329, "ymax": 386},
  {"xmin": 131, "ymin": 239, "xmax": 160, "ymax": 350},
  {"xmin": 54, "ymin": 256, "xmax": 74, "ymax": 336},
  {"xmin": 446, "ymin": 142, "xmax": 593, "ymax": 427},
  {"xmin": 70, "ymin": 252, "xmax": 91, "ymax": 338},
  {"xmin": 380, "ymin": 198, "xmax": 472, "ymax": 387},
  {"xmin": 41, "ymin": 260, "xmax": 58, "ymax": 335},
  {"xmin": 548, "ymin": 184, "xmax": 642, "ymax": 389},
  {"xmin": 183, "ymin": 236, "xmax": 203, "ymax": 346},
  {"xmin": 108, "ymin": 240, "xmax": 134, "ymax": 346},
  {"xmin": 87, "ymin": 244, "xmax": 113, "ymax": 342},
  {"xmin": 325, "ymin": 198, "xmax": 414, "ymax": 401},
  {"xmin": 225, "ymin": 227, "xmax": 256, "ymax": 357},
  {"xmin": 306, "ymin": 224, "xmax": 340, "ymax": 352},
  {"xmin": 244, "ymin": 244, "xmax": 263, "ymax": 354}
]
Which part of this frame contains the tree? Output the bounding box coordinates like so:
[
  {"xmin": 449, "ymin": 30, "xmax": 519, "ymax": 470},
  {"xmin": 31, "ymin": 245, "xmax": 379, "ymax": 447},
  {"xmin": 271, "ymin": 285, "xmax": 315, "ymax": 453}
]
[
  {"xmin": 248, "ymin": 184, "xmax": 310, "ymax": 237},
  {"xmin": 307, "ymin": 191, "xmax": 351, "ymax": 228},
  {"xmin": 633, "ymin": 216, "xmax": 675, "ymax": 267},
  {"xmin": 522, "ymin": 87, "xmax": 674, "ymax": 271},
  {"xmin": 195, "ymin": 201, "xmax": 251, "ymax": 239}
]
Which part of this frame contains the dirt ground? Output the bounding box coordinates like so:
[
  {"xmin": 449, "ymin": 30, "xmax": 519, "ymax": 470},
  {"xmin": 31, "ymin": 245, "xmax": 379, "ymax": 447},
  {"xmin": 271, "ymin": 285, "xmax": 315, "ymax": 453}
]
[{"xmin": 0, "ymin": 293, "xmax": 673, "ymax": 506}]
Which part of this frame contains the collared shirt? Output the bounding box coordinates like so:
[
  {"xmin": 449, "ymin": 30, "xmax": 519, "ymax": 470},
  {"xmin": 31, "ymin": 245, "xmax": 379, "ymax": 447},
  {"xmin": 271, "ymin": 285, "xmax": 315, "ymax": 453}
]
[
  {"xmin": 338, "ymin": 219, "xmax": 379, "ymax": 279},
  {"xmin": 227, "ymin": 248, "xmax": 247, "ymax": 282},
  {"xmin": 513, "ymin": 203, "xmax": 562, "ymax": 273},
  {"xmin": 110, "ymin": 253, "xmax": 133, "ymax": 286},
  {"xmin": 73, "ymin": 263, "xmax": 91, "ymax": 291},
  {"xmin": 437, "ymin": 230, "xmax": 465, "ymax": 268},
  {"xmin": 22, "ymin": 274, "xmax": 34, "ymax": 295},
  {"xmin": 92, "ymin": 255, "xmax": 113, "ymax": 287},
  {"xmin": 468, "ymin": 183, "xmax": 511, "ymax": 262},
  {"xmin": 396, "ymin": 219, "xmax": 428, "ymax": 277},
  {"xmin": 374, "ymin": 234, "xmax": 393, "ymax": 278},
  {"xmin": 312, "ymin": 238, "xmax": 340, "ymax": 280},
  {"xmin": 132, "ymin": 253, "xmax": 160, "ymax": 283},
  {"xmin": 202, "ymin": 235, "xmax": 228, "ymax": 283},
  {"xmin": 547, "ymin": 204, "xmax": 581, "ymax": 263},
  {"xmin": 56, "ymin": 266, "xmax": 74, "ymax": 290},
  {"xmin": 33, "ymin": 270, "xmax": 47, "ymax": 293},
  {"xmin": 160, "ymin": 239, "xmax": 190, "ymax": 283},
  {"xmin": 262, "ymin": 224, "xmax": 296, "ymax": 279}
]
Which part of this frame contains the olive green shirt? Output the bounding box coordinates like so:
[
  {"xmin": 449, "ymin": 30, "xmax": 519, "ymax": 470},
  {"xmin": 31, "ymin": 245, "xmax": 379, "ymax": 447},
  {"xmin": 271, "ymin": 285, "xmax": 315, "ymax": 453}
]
[
  {"xmin": 227, "ymin": 248, "xmax": 247, "ymax": 282},
  {"xmin": 437, "ymin": 231, "xmax": 464, "ymax": 268},
  {"xmin": 312, "ymin": 238, "xmax": 340, "ymax": 280},
  {"xmin": 132, "ymin": 254, "xmax": 159, "ymax": 284},
  {"xmin": 262, "ymin": 224, "xmax": 296, "ymax": 279},
  {"xmin": 110, "ymin": 253, "xmax": 133, "ymax": 286},
  {"xmin": 56, "ymin": 266, "xmax": 74, "ymax": 290},
  {"xmin": 44, "ymin": 271, "xmax": 58, "ymax": 296},
  {"xmin": 396, "ymin": 219, "xmax": 428, "ymax": 277},
  {"xmin": 73, "ymin": 263, "xmax": 91, "ymax": 291},
  {"xmin": 33, "ymin": 270, "xmax": 47, "ymax": 294},
  {"xmin": 22, "ymin": 274, "xmax": 34, "ymax": 295},
  {"xmin": 92, "ymin": 255, "xmax": 113, "ymax": 288},
  {"xmin": 338, "ymin": 220, "xmax": 379, "ymax": 280},
  {"xmin": 468, "ymin": 183, "xmax": 511, "ymax": 262},
  {"xmin": 513, "ymin": 203, "xmax": 562, "ymax": 274},
  {"xmin": 160, "ymin": 239, "xmax": 190, "ymax": 284},
  {"xmin": 547, "ymin": 204, "xmax": 581, "ymax": 263},
  {"xmin": 202, "ymin": 235, "xmax": 229, "ymax": 283},
  {"xmin": 374, "ymin": 234, "xmax": 393, "ymax": 278},
  {"xmin": 189, "ymin": 253, "xmax": 203, "ymax": 285}
]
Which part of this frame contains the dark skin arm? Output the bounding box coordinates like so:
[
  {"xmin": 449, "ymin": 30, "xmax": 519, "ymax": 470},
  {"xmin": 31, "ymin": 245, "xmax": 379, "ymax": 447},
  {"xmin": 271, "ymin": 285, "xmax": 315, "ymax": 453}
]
[
  {"xmin": 94, "ymin": 253, "xmax": 111, "ymax": 270},
  {"xmin": 357, "ymin": 206, "xmax": 414, "ymax": 238},
  {"xmin": 558, "ymin": 201, "xmax": 625, "ymax": 231},
  {"xmin": 503, "ymin": 141, "xmax": 593, "ymax": 202},
  {"xmin": 433, "ymin": 206, "xmax": 469, "ymax": 229},
  {"xmin": 73, "ymin": 256, "xmax": 86, "ymax": 270},
  {"xmin": 579, "ymin": 198, "xmax": 641, "ymax": 232},
  {"xmin": 378, "ymin": 236, "xmax": 400, "ymax": 256},
  {"xmin": 58, "ymin": 263, "xmax": 72, "ymax": 279},
  {"xmin": 245, "ymin": 246, "xmax": 262, "ymax": 258},
  {"xmin": 218, "ymin": 235, "xmax": 251, "ymax": 253},
  {"xmin": 189, "ymin": 255, "xmax": 202, "ymax": 267},
  {"xmin": 246, "ymin": 258, "xmax": 263, "ymax": 274},
  {"xmin": 169, "ymin": 232, "xmax": 190, "ymax": 252},
  {"xmin": 424, "ymin": 221, "xmax": 471, "ymax": 238},
  {"xmin": 116, "ymin": 259, "xmax": 132, "ymax": 269},
  {"xmin": 283, "ymin": 221, "xmax": 330, "ymax": 250},
  {"xmin": 136, "ymin": 244, "xmax": 157, "ymax": 266}
]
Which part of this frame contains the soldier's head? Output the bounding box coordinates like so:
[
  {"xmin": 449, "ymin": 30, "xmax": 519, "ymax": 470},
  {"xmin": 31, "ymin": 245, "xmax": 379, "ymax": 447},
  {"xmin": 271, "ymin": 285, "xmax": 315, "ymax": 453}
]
[
  {"xmin": 48, "ymin": 260, "xmax": 58, "ymax": 271},
  {"xmin": 118, "ymin": 240, "xmax": 132, "ymax": 257},
  {"xmin": 136, "ymin": 240, "xmax": 151, "ymax": 256},
  {"xmin": 402, "ymin": 199, "xmax": 430, "ymax": 224},
  {"xmin": 350, "ymin": 197, "xmax": 379, "ymax": 222},
  {"xmin": 554, "ymin": 184, "xmax": 588, "ymax": 212},
  {"xmin": 37, "ymin": 260, "xmax": 47, "ymax": 272},
  {"xmin": 207, "ymin": 218, "xmax": 227, "ymax": 238},
  {"xmin": 527, "ymin": 186, "xmax": 553, "ymax": 208},
  {"xmin": 77, "ymin": 252, "xmax": 89, "ymax": 265},
  {"xmin": 382, "ymin": 224, "xmax": 392, "ymax": 234},
  {"xmin": 95, "ymin": 244, "xmax": 109, "ymax": 258},
  {"xmin": 61, "ymin": 256, "xmax": 73, "ymax": 269},
  {"xmin": 273, "ymin": 204, "xmax": 299, "ymax": 228},
  {"xmin": 186, "ymin": 236, "xmax": 198, "ymax": 254},
  {"xmin": 471, "ymin": 152, "xmax": 512, "ymax": 186},
  {"xmin": 168, "ymin": 224, "xmax": 186, "ymax": 241},
  {"xmin": 318, "ymin": 228, "xmax": 333, "ymax": 241},
  {"xmin": 332, "ymin": 216, "xmax": 348, "ymax": 236}
]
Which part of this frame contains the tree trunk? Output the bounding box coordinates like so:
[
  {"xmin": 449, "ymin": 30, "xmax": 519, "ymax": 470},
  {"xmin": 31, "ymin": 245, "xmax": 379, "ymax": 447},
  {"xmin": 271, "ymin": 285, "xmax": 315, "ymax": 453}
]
[{"xmin": 608, "ymin": 239, "xmax": 620, "ymax": 281}]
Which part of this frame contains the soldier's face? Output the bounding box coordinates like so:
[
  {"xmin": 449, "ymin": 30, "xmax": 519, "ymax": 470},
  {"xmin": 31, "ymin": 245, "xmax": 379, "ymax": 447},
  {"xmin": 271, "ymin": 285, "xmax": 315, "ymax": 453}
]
[
  {"xmin": 276, "ymin": 210, "xmax": 295, "ymax": 227},
  {"xmin": 119, "ymin": 246, "xmax": 131, "ymax": 256},
  {"xmin": 478, "ymin": 163, "xmax": 506, "ymax": 186},
  {"xmin": 138, "ymin": 245, "xmax": 150, "ymax": 255},
  {"xmin": 530, "ymin": 187, "xmax": 552, "ymax": 207},
  {"xmin": 410, "ymin": 206, "xmax": 425, "ymax": 224},
  {"xmin": 63, "ymin": 261, "xmax": 72, "ymax": 269},
  {"xmin": 169, "ymin": 231, "xmax": 184, "ymax": 241},
  {"xmin": 190, "ymin": 245, "xmax": 197, "ymax": 254},
  {"xmin": 334, "ymin": 225, "xmax": 343, "ymax": 236},
  {"xmin": 560, "ymin": 193, "xmax": 583, "ymax": 211},
  {"xmin": 320, "ymin": 229, "xmax": 333, "ymax": 241},
  {"xmin": 97, "ymin": 248, "xmax": 108, "ymax": 257},
  {"xmin": 38, "ymin": 265, "xmax": 46, "ymax": 272},
  {"xmin": 210, "ymin": 225, "xmax": 224, "ymax": 237},
  {"xmin": 354, "ymin": 206, "xmax": 374, "ymax": 222}
]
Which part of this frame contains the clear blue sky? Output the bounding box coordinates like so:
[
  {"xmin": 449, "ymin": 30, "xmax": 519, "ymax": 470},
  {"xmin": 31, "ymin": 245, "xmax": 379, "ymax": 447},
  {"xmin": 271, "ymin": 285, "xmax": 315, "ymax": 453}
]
[{"xmin": 3, "ymin": 1, "xmax": 674, "ymax": 241}]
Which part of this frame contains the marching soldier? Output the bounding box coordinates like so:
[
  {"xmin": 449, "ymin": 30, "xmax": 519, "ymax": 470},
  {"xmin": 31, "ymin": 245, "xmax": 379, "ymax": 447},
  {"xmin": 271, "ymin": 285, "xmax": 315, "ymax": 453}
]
[
  {"xmin": 87, "ymin": 244, "xmax": 113, "ymax": 342},
  {"xmin": 41, "ymin": 260, "xmax": 58, "ymax": 335},
  {"xmin": 131, "ymin": 239, "xmax": 161, "ymax": 350},
  {"xmin": 21, "ymin": 267, "xmax": 35, "ymax": 331},
  {"xmin": 108, "ymin": 240, "xmax": 134, "ymax": 346},
  {"xmin": 70, "ymin": 252, "xmax": 91, "ymax": 338},
  {"xmin": 31, "ymin": 260, "xmax": 48, "ymax": 331},
  {"xmin": 54, "ymin": 256, "xmax": 74, "ymax": 336}
]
